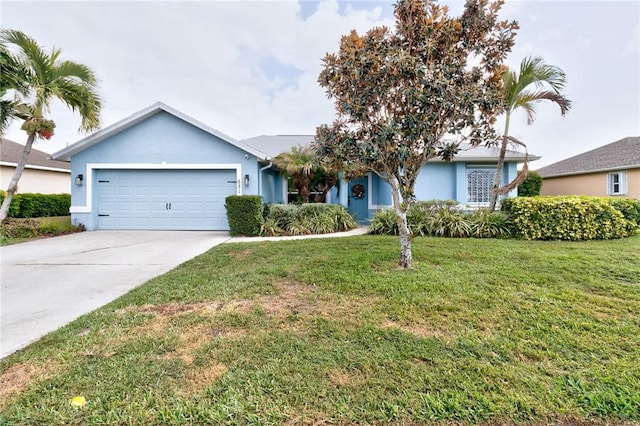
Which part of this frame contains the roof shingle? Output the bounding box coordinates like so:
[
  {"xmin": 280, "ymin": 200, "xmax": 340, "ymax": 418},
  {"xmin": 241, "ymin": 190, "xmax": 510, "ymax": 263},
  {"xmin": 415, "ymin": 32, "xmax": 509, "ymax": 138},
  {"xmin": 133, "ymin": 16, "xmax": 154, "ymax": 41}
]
[
  {"xmin": 1, "ymin": 138, "xmax": 71, "ymax": 171},
  {"xmin": 537, "ymin": 136, "xmax": 640, "ymax": 178}
]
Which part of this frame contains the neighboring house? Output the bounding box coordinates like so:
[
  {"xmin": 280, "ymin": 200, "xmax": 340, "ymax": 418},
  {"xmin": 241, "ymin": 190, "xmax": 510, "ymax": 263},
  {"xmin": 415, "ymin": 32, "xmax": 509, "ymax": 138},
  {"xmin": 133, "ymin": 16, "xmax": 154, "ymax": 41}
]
[
  {"xmin": 52, "ymin": 102, "xmax": 536, "ymax": 231},
  {"xmin": 537, "ymin": 136, "xmax": 640, "ymax": 199},
  {"xmin": 1, "ymin": 138, "xmax": 71, "ymax": 194}
]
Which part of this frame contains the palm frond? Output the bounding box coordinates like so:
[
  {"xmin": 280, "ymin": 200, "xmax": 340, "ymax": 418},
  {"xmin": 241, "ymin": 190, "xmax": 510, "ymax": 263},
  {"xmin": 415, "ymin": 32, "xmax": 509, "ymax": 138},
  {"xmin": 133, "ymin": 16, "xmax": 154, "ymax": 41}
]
[
  {"xmin": 513, "ymin": 89, "xmax": 571, "ymax": 124},
  {"xmin": 0, "ymin": 28, "xmax": 102, "ymax": 133},
  {"xmin": 503, "ymin": 55, "xmax": 572, "ymax": 123}
]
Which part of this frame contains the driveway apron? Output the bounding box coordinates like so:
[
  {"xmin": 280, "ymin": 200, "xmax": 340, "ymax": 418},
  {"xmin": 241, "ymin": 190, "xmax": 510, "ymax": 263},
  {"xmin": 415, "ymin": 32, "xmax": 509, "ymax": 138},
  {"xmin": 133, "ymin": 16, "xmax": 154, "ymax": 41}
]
[{"xmin": 0, "ymin": 231, "xmax": 230, "ymax": 358}]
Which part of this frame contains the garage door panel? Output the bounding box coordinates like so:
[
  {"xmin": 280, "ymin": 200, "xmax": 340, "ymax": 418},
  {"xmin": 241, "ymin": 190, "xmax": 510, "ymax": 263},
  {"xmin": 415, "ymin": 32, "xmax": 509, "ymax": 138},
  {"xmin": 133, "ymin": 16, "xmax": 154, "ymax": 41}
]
[
  {"xmin": 96, "ymin": 169, "xmax": 236, "ymax": 230},
  {"xmin": 98, "ymin": 186, "xmax": 116, "ymax": 196},
  {"xmin": 117, "ymin": 186, "xmax": 135, "ymax": 196}
]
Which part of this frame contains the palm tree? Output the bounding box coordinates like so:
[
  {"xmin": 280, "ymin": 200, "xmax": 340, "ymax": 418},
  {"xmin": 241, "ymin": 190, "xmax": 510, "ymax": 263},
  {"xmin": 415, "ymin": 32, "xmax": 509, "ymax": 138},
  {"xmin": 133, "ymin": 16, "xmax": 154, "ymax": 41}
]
[
  {"xmin": 488, "ymin": 56, "xmax": 571, "ymax": 211},
  {"xmin": 275, "ymin": 146, "xmax": 318, "ymax": 203},
  {"xmin": 0, "ymin": 29, "xmax": 102, "ymax": 222},
  {"xmin": 0, "ymin": 42, "xmax": 29, "ymax": 134}
]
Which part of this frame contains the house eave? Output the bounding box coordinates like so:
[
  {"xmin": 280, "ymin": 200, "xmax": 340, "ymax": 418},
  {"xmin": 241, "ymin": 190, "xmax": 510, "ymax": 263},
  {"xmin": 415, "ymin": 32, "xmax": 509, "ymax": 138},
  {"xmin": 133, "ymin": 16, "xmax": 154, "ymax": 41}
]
[
  {"xmin": 0, "ymin": 161, "xmax": 71, "ymax": 173},
  {"xmin": 51, "ymin": 102, "xmax": 270, "ymax": 162},
  {"xmin": 540, "ymin": 164, "xmax": 640, "ymax": 179},
  {"xmin": 430, "ymin": 154, "xmax": 540, "ymax": 163}
]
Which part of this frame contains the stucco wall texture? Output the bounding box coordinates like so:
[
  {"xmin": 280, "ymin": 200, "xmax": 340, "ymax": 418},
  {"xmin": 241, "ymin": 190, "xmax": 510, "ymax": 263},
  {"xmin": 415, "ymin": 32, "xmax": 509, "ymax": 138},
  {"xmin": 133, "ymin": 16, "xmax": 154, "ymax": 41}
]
[{"xmin": 541, "ymin": 169, "xmax": 640, "ymax": 199}]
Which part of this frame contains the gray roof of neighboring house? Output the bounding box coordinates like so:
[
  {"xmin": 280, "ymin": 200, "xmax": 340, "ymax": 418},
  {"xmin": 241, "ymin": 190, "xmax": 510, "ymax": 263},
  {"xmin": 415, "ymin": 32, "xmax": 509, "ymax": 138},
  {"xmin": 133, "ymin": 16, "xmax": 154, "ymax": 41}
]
[
  {"xmin": 1, "ymin": 138, "xmax": 71, "ymax": 172},
  {"xmin": 51, "ymin": 102, "xmax": 271, "ymax": 162},
  {"xmin": 241, "ymin": 135, "xmax": 538, "ymax": 162},
  {"xmin": 537, "ymin": 136, "xmax": 640, "ymax": 178}
]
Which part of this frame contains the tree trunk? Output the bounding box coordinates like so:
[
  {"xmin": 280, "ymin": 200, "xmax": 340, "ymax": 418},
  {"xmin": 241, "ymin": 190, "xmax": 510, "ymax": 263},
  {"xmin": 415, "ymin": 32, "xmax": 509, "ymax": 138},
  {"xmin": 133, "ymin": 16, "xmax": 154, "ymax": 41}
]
[
  {"xmin": 294, "ymin": 176, "xmax": 310, "ymax": 203},
  {"xmin": 488, "ymin": 112, "xmax": 511, "ymax": 211},
  {"xmin": 299, "ymin": 184, "xmax": 310, "ymax": 203},
  {"xmin": 389, "ymin": 178, "xmax": 412, "ymax": 269},
  {"xmin": 397, "ymin": 210, "xmax": 412, "ymax": 268},
  {"xmin": 0, "ymin": 133, "xmax": 36, "ymax": 223}
]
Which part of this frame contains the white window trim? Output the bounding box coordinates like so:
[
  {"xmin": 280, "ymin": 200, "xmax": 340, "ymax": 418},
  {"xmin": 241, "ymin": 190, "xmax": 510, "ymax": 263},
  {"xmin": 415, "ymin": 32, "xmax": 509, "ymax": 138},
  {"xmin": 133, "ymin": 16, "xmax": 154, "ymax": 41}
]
[
  {"xmin": 607, "ymin": 171, "xmax": 627, "ymax": 196},
  {"xmin": 70, "ymin": 163, "xmax": 242, "ymax": 213}
]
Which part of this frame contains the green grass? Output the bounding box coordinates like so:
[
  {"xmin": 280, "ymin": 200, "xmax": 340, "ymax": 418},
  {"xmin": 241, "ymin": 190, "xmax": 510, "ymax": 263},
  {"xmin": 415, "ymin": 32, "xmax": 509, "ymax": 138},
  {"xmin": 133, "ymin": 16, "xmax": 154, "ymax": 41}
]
[{"xmin": 1, "ymin": 235, "xmax": 639, "ymax": 425}]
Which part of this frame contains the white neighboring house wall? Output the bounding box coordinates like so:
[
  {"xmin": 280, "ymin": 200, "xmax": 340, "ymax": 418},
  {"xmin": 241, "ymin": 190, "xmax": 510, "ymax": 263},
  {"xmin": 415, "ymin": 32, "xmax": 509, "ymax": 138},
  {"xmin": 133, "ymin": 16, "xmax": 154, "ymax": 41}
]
[
  {"xmin": 1, "ymin": 138, "xmax": 71, "ymax": 194},
  {"xmin": 1, "ymin": 164, "xmax": 71, "ymax": 194}
]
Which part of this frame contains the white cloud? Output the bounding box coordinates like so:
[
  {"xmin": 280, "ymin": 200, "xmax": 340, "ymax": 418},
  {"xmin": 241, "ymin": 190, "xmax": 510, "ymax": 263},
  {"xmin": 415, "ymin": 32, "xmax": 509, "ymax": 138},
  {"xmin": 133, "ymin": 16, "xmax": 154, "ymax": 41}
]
[{"xmin": 2, "ymin": 0, "xmax": 638, "ymax": 170}]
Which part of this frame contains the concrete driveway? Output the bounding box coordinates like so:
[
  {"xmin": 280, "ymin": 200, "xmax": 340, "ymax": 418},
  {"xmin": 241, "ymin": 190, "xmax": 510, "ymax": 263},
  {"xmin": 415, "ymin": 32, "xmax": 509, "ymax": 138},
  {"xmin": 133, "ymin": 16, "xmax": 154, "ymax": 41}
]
[{"xmin": 0, "ymin": 231, "xmax": 231, "ymax": 358}]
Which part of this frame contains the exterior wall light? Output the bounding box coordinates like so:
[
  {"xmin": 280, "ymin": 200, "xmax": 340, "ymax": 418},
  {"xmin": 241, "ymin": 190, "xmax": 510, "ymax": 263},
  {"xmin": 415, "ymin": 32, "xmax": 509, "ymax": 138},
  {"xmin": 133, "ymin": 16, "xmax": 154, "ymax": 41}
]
[
  {"xmin": 244, "ymin": 174, "xmax": 250, "ymax": 186},
  {"xmin": 75, "ymin": 174, "xmax": 84, "ymax": 186}
]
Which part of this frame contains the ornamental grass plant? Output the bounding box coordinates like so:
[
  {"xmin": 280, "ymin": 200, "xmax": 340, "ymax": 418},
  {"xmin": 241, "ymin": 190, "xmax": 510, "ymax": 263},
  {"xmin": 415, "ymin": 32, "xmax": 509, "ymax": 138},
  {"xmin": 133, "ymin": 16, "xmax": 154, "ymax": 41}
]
[
  {"xmin": 261, "ymin": 203, "xmax": 358, "ymax": 236},
  {"xmin": 370, "ymin": 200, "xmax": 510, "ymax": 238}
]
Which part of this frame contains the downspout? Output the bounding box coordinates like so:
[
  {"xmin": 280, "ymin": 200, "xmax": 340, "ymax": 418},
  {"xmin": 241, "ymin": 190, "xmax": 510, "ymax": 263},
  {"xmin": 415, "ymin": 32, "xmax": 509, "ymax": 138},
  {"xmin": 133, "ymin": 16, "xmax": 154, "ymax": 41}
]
[{"xmin": 258, "ymin": 158, "xmax": 273, "ymax": 199}]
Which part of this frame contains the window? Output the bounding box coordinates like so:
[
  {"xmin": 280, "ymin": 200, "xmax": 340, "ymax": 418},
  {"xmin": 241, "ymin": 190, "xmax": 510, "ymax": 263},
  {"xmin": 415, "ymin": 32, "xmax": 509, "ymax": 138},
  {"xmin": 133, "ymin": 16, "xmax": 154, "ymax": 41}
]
[
  {"xmin": 608, "ymin": 171, "xmax": 627, "ymax": 195},
  {"xmin": 467, "ymin": 168, "xmax": 496, "ymax": 204}
]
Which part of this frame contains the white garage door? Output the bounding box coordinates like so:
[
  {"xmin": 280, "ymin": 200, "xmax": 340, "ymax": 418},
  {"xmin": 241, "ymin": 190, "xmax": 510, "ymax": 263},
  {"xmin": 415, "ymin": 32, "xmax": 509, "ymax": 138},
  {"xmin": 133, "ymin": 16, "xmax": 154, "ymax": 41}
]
[{"xmin": 96, "ymin": 169, "xmax": 237, "ymax": 230}]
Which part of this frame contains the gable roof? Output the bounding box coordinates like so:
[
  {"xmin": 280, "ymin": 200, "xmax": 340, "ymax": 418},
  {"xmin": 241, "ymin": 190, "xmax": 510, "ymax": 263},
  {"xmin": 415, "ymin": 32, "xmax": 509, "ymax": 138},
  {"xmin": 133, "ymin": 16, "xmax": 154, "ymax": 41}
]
[
  {"xmin": 51, "ymin": 102, "xmax": 271, "ymax": 161},
  {"xmin": 1, "ymin": 138, "xmax": 70, "ymax": 172},
  {"xmin": 537, "ymin": 136, "xmax": 640, "ymax": 178},
  {"xmin": 242, "ymin": 135, "xmax": 537, "ymax": 162}
]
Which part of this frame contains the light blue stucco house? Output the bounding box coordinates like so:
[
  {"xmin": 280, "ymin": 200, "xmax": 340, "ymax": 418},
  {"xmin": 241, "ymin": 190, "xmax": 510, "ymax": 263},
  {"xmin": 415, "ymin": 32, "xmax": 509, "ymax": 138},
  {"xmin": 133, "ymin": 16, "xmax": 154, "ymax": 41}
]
[{"xmin": 52, "ymin": 102, "xmax": 537, "ymax": 230}]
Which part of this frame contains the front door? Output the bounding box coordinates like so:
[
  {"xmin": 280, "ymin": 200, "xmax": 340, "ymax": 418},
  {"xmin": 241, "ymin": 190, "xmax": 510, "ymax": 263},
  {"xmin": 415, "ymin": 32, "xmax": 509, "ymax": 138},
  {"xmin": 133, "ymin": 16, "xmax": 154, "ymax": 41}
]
[{"xmin": 347, "ymin": 176, "xmax": 369, "ymax": 222}]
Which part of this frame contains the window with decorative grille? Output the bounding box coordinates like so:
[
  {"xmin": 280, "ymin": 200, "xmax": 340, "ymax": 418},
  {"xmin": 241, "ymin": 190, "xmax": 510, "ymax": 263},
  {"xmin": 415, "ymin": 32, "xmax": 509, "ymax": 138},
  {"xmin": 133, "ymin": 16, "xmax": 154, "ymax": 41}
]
[{"xmin": 467, "ymin": 168, "xmax": 496, "ymax": 204}]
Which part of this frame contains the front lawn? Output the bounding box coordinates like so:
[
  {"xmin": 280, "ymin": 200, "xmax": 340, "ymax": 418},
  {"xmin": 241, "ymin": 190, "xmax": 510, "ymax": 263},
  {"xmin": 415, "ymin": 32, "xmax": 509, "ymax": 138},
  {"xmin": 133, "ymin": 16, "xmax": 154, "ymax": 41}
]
[{"xmin": 1, "ymin": 236, "xmax": 639, "ymax": 425}]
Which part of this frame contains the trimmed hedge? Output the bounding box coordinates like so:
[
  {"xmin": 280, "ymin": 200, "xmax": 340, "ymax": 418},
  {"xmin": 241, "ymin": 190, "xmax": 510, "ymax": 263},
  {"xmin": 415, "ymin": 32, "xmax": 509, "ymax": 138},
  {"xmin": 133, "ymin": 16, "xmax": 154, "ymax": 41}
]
[
  {"xmin": 501, "ymin": 196, "xmax": 638, "ymax": 240},
  {"xmin": 225, "ymin": 195, "xmax": 263, "ymax": 236},
  {"xmin": 609, "ymin": 198, "xmax": 640, "ymax": 225},
  {"xmin": 0, "ymin": 193, "xmax": 70, "ymax": 218}
]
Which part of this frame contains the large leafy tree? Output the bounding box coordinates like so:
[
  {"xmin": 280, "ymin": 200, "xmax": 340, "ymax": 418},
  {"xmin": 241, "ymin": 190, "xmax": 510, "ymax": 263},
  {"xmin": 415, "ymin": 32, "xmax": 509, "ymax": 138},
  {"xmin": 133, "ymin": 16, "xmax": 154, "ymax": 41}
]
[
  {"xmin": 488, "ymin": 56, "xmax": 571, "ymax": 211},
  {"xmin": 0, "ymin": 29, "xmax": 102, "ymax": 222},
  {"xmin": 315, "ymin": 0, "xmax": 518, "ymax": 268}
]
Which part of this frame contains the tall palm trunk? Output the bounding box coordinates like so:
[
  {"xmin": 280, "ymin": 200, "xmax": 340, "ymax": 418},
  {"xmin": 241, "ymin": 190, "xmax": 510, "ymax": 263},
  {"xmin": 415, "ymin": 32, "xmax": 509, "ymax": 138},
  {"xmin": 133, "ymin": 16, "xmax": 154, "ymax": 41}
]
[
  {"xmin": 488, "ymin": 112, "xmax": 511, "ymax": 211},
  {"xmin": 0, "ymin": 133, "xmax": 36, "ymax": 222}
]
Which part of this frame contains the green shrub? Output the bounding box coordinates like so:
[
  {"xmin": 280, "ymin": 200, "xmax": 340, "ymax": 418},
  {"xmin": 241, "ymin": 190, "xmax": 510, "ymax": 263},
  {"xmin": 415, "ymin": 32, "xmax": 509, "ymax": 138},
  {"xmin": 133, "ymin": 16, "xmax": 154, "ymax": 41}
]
[
  {"xmin": 0, "ymin": 193, "xmax": 70, "ymax": 218},
  {"xmin": 412, "ymin": 199, "xmax": 461, "ymax": 213},
  {"xmin": 430, "ymin": 208, "xmax": 472, "ymax": 238},
  {"xmin": 609, "ymin": 198, "xmax": 640, "ymax": 225},
  {"xmin": 370, "ymin": 201, "xmax": 509, "ymax": 239},
  {"xmin": 369, "ymin": 208, "xmax": 400, "ymax": 235},
  {"xmin": 517, "ymin": 171, "xmax": 543, "ymax": 197},
  {"xmin": 469, "ymin": 209, "xmax": 512, "ymax": 238},
  {"xmin": 265, "ymin": 204, "xmax": 298, "ymax": 230},
  {"xmin": 0, "ymin": 217, "xmax": 84, "ymax": 244},
  {"xmin": 371, "ymin": 200, "xmax": 463, "ymax": 237},
  {"xmin": 262, "ymin": 203, "xmax": 357, "ymax": 236},
  {"xmin": 0, "ymin": 218, "xmax": 41, "ymax": 239},
  {"xmin": 225, "ymin": 195, "xmax": 263, "ymax": 236},
  {"xmin": 501, "ymin": 196, "xmax": 633, "ymax": 240}
]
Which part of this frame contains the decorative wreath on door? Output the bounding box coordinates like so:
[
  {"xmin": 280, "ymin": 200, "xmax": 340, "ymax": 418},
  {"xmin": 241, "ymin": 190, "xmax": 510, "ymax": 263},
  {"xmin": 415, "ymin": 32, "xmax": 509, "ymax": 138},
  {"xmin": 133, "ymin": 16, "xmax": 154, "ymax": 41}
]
[{"xmin": 351, "ymin": 183, "xmax": 365, "ymax": 200}]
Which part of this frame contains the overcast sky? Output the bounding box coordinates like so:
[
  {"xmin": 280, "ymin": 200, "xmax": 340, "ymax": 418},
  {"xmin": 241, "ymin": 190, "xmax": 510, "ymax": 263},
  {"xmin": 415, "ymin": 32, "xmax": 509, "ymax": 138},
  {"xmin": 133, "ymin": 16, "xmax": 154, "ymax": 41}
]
[{"xmin": 2, "ymin": 0, "xmax": 639, "ymax": 168}]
